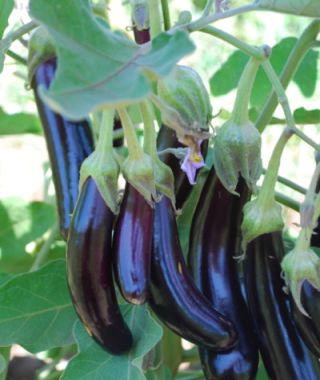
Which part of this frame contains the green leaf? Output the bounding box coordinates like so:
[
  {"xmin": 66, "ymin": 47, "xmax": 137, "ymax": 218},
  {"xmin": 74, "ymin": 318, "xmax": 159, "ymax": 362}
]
[
  {"xmin": 0, "ymin": 347, "xmax": 10, "ymax": 380},
  {"xmin": 210, "ymin": 38, "xmax": 318, "ymax": 109},
  {"xmin": 29, "ymin": 0, "xmax": 195, "ymax": 120},
  {"xmin": 0, "ymin": 0, "xmax": 14, "ymax": 39},
  {"xmin": 293, "ymin": 107, "xmax": 320, "ymax": 124},
  {"xmin": 0, "ymin": 260, "xmax": 77, "ymax": 352},
  {"xmin": 62, "ymin": 306, "xmax": 162, "ymax": 380},
  {"xmin": 0, "ymin": 199, "xmax": 56, "ymax": 273},
  {"xmin": 0, "ymin": 109, "xmax": 42, "ymax": 135}
]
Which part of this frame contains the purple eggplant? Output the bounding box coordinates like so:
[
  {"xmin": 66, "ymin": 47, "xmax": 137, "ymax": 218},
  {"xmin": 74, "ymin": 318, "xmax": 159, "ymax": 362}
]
[
  {"xmin": 112, "ymin": 184, "xmax": 153, "ymax": 304},
  {"xmin": 31, "ymin": 58, "xmax": 94, "ymax": 240},
  {"xmin": 188, "ymin": 169, "xmax": 258, "ymax": 380},
  {"xmin": 67, "ymin": 177, "xmax": 133, "ymax": 354},
  {"xmin": 148, "ymin": 195, "xmax": 237, "ymax": 350},
  {"xmin": 245, "ymin": 232, "xmax": 320, "ymax": 379}
]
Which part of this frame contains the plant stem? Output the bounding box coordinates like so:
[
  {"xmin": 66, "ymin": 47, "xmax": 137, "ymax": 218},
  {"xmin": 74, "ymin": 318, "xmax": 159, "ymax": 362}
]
[
  {"xmin": 6, "ymin": 49, "xmax": 27, "ymax": 65},
  {"xmin": 262, "ymin": 60, "xmax": 320, "ymax": 152},
  {"xmin": 140, "ymin": 100, "xmax": 158, "ymax": 157},
  {"xmin": 30, "ymin": 223, "xmax": 59, "ymax": 272},
  {"xmin": 187, "ymin": 3, "xmax": 259, "ymax": 32},
  {"xmin": 148, "ymin": 0, "xmax": 162, "ymax": 37},
  {"xmin": 160, "ymin": 0, "xmax": 171, "ymax": 30},
  {"xmin": 257, "ymin": 128, "xmax": 293, "ymax": 208},
  {"xmin": 96, "ymin": 109, "xmax": 115, "ymax": 154},
  {"xmin": 274, "ymin": 191, "xmax": 300, "ymax": 212},
  {"xmin": 264, "ymin": 169, "xmax": 307, "ymax": 195},
  {"xmin": 199, "ymin": 26, "xmax": 267, "ymax": 60},
  {"xmin": 0, "ymin": 347, "xmax": 11, "ymax": 380},
  {"xmin": 232, "ymin": 56, "xmax": 261, "ymax": 125},
  {"xmin": 117, "ymin": 107, "xmax": 144, "ymax": 160},
  {"xmin": 1, "ymin": 21, "xmax": 37, "ymax": 47},
  {"xmin": 256, "ymin": 20, "xmax": 320, "ymax": 132},
  {"xmin": 203, "ymin": 0, "xmax": 215, "ymax": 16}
]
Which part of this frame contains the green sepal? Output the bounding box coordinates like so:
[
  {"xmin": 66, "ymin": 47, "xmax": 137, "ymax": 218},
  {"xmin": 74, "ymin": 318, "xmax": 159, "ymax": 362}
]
[
  {"xmin": 122, "ymin": 153, "xmax": 157, "ymax": 206},
  {"xmin": 79, "ymin": 150, "xmax": 120, "ymax": 215},
  {"xmin": 241, "ymin": 197, "xmax": 284, "ymax": 253},
  {"xmin": 28, "ymin": 27, "xmax": 56, "ymax": 84},
  {"xmin": 213, "ymin": 120, "xmax": 262, "ymax": 194},
  {"xmin": 153, "ymin": 158, "xmax": 176, "ymax": 210},
  {"xmin": 281, "ymin": 247, "xmax": 320, "ymax": 316}
]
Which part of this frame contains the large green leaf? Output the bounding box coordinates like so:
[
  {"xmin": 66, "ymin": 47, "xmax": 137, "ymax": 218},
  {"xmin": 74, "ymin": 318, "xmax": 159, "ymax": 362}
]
[
  {"xmin": 210, "ymin": 37, "xmax": 318, "ymax": 109},
  {"xmin": 0, "ymin": 109, "xmax": 42, "ymax": 135},
  {"xmin": 29, "ymin": 0, "xmax": 195, "ymax": 120},
  {"xmin": 62, "ymin": 306, "xmax": 162, "ymax": 380},
  {"xmin": 0, "ymin": 347, "xmax": 10, "ymax": 380},
  {"xmin": 0, "ymin": 260, "xmax": 77, "ymax": 352},
  {"xmin": 0, "ymin": 0, "xmax": 14, "ymax": 39},
  {"xmin": 0, "ymin": 199, "xmax": 56, "ymax": 273}
]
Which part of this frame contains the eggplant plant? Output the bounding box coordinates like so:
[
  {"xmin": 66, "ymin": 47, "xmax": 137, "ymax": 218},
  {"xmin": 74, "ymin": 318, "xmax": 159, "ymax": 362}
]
[{"xmin": 0, "ymin": 1, "xmax": 320, "ymax": 380}]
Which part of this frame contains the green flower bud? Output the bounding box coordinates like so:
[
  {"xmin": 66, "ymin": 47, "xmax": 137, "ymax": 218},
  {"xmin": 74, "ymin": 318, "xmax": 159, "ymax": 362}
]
[
  {"xmin": 241, "ymin": 197, "xmax": 284, "ymax": 251},
  {"xmin": 157, "ymin": 65, "xmax": 212, "ymax": 143},
  {"xmin": 213, "ymin": 120, "xmax": 262, "ymax": 194},
  {"xmin": 281, "ymin": 247, "xmax": 320, "ymax": 316}
]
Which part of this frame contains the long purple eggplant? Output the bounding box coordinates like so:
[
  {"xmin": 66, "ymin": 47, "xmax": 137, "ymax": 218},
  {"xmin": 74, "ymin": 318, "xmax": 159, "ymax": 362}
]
[
  {"xmin": 188, "ymin": 168, "xmax": 258, "ymax": 380},
  {"xmin": 112, "ymin": 184, "xmax": 153, "ymax": 304},
  {"xmin": 31, "ymin": 58, "xmax": 94, "ymax": 240},
  {"xmin": 148, "ymin": 195, "xmax": 237, "ymax": 350},
  {"xmin": 245, "ymin": 232, "xmax": 320, "ymax": 379},
  {"xmin": 67, "ymin": 177, "xmax": 133, "ymax": 354}
]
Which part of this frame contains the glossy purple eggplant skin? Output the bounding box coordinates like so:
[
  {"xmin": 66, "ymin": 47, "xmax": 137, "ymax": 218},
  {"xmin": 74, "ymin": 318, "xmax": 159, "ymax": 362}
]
[
  {"xmin": 67, "ymin": 177, "xmax": 133, "ymax": 354},
  {"xmin": 156, "ymin": 126, "xmax": 208, "ymax": 209},
  {"xmin": 188, "ymin": 168, "xmax": 258, "ymax": 380},
  {"xmin": 32, "ymin": 58, "xmax": 94, "ymax": 241},
  {"xmin": 133, "ymin": 26, "xmax": 150, "ymax": 45},
  {"xmin": 245, "ymin": 232, "xmax": 320, "ymax": 379},
  {"xmin": 112, "ymin": 184, "xmax": 153, "ymax": 304},
  {"xmin": 148, "ymin": 195, "xmax": 237, "ymax": 350}
]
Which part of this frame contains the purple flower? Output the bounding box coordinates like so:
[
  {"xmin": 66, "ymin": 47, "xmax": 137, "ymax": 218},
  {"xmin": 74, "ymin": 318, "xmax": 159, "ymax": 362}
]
[{"xmin": 181, "ymin": 147, "xmax": 205, "ymax": 185}]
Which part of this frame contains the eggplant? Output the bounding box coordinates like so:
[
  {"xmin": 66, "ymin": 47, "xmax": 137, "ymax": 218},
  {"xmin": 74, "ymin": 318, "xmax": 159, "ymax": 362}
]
[
  {"xmin": 156, "ymin": 126, "xmax": 208, "ymax": 209},
  {"xmin": 112, "ymin": 184, "xmax": 153, "ymax": 304},
  {"xmin": 292, "ymin": 283, "xmax": 320, "ymax": 358},
  {"xmin": 67, "ymin": 177, "xmax": 133, "ymax": 354},
  {"xmin": 188, "ymin": 169, "xmax": 258, "ymax": 380},
  {"xmin": 148, "ymin": 195, "xmax": 237, "ymax": 350},
  {"xmin": 32, "ymin": 58, "xmax": 94, "ymax": 240},
  {"xmin": 245, "ymin": 232, "xmax": 320, "ymax": 379}
]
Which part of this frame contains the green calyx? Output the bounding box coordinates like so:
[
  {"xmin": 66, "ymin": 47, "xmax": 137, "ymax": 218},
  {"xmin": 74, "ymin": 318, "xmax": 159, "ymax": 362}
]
[
  {"xmin": 281, "ymin": 246, "xmax": 320, "ymax": 317},
  {"xmin": 28, "ymin": 27, "xmax": 56, "ymax": 83},
  {"xmin": 131, "ymin": 0, "xmax": 150, "ymax": 30},
  {"xmin": 79, "ymin": 150, "xmax": 120, "ymax": 215},
  {"xmin": 122, "ymin": 153, "xmax": 157, "ymax": 206},
  {"xmin": 241, "ymin": 197, "xmax": 284, "ymax": 252},
  {"xmin": 213, "ymin": 56, "xmax": 264, "ymax": 193},
  {"xmin": 213, "ymin": 119, "xmax": 262, "ymax": 194},
  {"xmin": 156, "ymin": 65, "xmax": 212, "ymax": 146}
]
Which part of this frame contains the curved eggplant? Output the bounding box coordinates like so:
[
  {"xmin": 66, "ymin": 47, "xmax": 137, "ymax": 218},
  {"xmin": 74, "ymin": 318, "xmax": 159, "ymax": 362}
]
[
  {"xmin": 148, "ymin": 195, "xmax": 237, "ymax": 351},
  {"xmin": 245, "ymin": 232, "xmax": 320, "ymax": 379},
  {"xmin": 188, "ymin": 168, "xmax": 258, "ymax": 380},
  {"xmin": 112, "ymin": 184, "xmax": 153, "ymax": 304},
  {"xmin": 156, "ymin": 125, "xmax": 208, "ymax": 209},
  {"xmin": 32, "ymin": 58, "xmax": 94, "ymax": 240},
  {"xmin": 67, "ymin": 177, "xmax": 133, "ymax": 354}
]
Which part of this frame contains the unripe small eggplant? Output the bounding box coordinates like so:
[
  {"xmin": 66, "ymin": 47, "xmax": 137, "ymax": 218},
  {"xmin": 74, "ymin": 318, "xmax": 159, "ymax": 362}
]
[
  {"xmin": 112, "ymin": 184, "xmax": 153, "ymax": 304},
  {"xmin": 148, "ymin": 195, "xmax": 238, "ymax": 351},
  {"xmin": 67, "ymin": 177, "xmax": 133, "ymax": 354}
]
